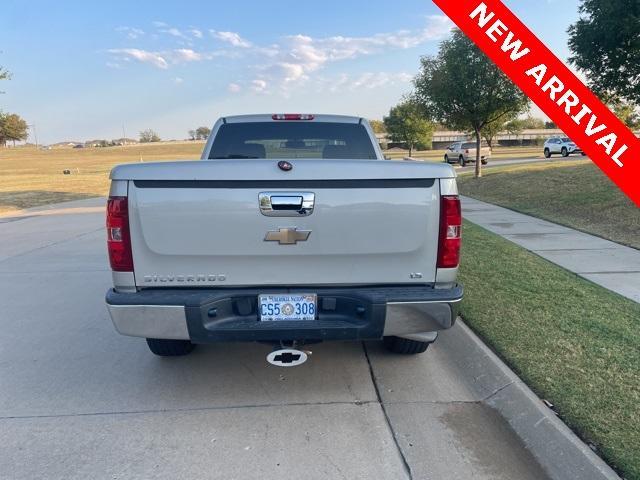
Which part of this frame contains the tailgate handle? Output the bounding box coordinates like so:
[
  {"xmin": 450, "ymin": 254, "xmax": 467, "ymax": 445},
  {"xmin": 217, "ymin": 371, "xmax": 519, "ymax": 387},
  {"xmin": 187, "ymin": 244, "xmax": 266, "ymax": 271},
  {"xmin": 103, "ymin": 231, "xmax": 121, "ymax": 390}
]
[
  {"xmin": 271, "ymin": 196, "xmax": 303, "ymax": 210},
  {"xmin": 259, "ymin": 192, "xmax": 315, "ymax": 217}
]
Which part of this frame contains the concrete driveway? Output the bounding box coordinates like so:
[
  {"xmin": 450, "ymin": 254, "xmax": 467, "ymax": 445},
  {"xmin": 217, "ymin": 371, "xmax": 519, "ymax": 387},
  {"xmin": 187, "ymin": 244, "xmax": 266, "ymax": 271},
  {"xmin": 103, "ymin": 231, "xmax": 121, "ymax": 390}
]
[{"xmin": 0, "ymin": 199, "xmax": 549, "ymax": 480}]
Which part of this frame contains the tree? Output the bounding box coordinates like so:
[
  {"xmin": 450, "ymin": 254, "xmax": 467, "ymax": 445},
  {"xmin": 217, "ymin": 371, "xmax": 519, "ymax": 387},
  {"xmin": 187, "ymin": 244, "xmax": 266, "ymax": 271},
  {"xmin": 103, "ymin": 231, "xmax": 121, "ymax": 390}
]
[
  {"xmin": 139, "ymin": 129, "xmax": 160, "ymax": 143},
  {"xmin": 481, "ymin": 112, "xmax": 519, "ymax": 148},
  {"xmin": 544, "ymin": 121, "xmax": 557, "ymax": 129},
  {"xmin": 368, "ymin": 119, "xmax": 386, "ymax": 134},
  {"xmin": 0, "ymin": 112, "xmax": 5, "ymax": 146},
  {"xmin": 0, "ymin": 112, "xmax": 28, "ymax": 146},
  {"xmin": 188, "ymin": 129, "xmax": 196, "ymax": 141},
  {"xmin": 383, "ymin": 100, "xmax": 434, "ymax": 156},
  {"xmin": 610, "ymin": 100, "xmax": 640, "ymax": 128},
  {"xmin": 413, "ymin": 29, "xmax": 528, "ymax": 177},
  {"xmin": 0, "ymin": 66, "xmax": 9, "ymax": 94},
  {"xmin": 504, "ymin": 116, "xmax": 546, "ymax": 134},
  {"xmin": 568, "ymin": 0, "xmax": 640, "ymax": 104},
  {"xmin": 195, "ymin": 126, "xmax": 211, "ymax": 140},
  {"xmin": 521, "ymin": 116, "xmax": 546, "ymax": 130}
]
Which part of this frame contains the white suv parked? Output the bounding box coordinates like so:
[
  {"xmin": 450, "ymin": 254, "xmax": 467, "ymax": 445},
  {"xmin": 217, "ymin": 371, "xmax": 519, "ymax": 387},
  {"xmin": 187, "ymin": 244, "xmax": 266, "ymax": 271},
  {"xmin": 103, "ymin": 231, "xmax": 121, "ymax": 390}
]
[{"xmin": 543, "ymin": 137, "xmax": 585, "ymax": 158}]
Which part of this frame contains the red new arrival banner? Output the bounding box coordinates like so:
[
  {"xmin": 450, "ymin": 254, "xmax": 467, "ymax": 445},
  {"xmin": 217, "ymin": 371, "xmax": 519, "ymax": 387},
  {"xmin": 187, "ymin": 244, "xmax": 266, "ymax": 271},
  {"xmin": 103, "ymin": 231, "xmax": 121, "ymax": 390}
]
[{"xmin": 432, "ymin": 0, "xmax": 640, "ymax": 206}]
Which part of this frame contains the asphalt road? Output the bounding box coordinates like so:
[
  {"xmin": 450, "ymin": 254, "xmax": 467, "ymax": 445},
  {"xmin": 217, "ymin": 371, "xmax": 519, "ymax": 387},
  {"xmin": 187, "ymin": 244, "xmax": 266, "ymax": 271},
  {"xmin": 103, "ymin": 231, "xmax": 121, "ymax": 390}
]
[{"xmin": 0, "ymin": 199, "xmax": 550, "ymax": 480}]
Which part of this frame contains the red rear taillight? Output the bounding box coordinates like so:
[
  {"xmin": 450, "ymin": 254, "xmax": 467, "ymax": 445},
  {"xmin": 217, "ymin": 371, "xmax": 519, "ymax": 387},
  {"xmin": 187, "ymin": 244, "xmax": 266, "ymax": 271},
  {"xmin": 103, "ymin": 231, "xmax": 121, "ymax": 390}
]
[
  {"xmin": 437, "ymin": 196, "xmax": 462, "ymax": 268},
  {"xmin": 106, "ymin": 196, "xmax": 133, "ymax": 272},
  {"xmin": 272, "ymin": 113, "xmax": 314, "ymax": 120}
]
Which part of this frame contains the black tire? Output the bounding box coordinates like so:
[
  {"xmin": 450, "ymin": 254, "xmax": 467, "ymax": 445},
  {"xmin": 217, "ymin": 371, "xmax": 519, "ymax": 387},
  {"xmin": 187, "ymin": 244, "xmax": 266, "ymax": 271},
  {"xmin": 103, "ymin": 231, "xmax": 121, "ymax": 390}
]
[
  {"xmin": 383, "ymin": 336, "xmax": 430, "ymax": 355},
  {"xmin": 459, "ymin": 155, "xmax": 466, "ymax": 167},
  {"xmin": 481, "ymin": 158, "xmax": 488, "ymax": 165},
  {"xmin": 561, "ymin": 147, "xmax": 569, "ymax": 157},
  {"xmin": 444, "ymin": 154, "xmax": 449, "ymax": 163},
  {"xmin": 544, "ymin": 148, "xmax": 551, "ymax": 158},
  {"xmin": 146, "ymin": 338, "xmax": 196, "ymax": 356},
  {"xmin": 581, "ymin": 152, "xmax": 587, "ymax": 156}
]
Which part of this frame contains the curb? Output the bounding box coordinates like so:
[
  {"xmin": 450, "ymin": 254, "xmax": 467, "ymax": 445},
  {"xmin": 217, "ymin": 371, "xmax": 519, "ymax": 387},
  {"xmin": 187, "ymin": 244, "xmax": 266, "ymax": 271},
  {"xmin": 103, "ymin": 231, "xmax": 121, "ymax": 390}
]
[{"xmin": 454, "ymin": 320, "xmax": 620, "ymax": 480}]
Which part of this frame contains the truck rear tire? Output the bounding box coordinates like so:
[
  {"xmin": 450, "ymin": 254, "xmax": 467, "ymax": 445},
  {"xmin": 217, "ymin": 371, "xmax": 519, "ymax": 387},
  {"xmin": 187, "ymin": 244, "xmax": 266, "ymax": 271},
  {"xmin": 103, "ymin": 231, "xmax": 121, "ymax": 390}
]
[
  {"xmin": 383, "ymin": 336, "xmax": 430, "ymax": 354},
  {"xmin": 146, "ymin": 338, "xmax": 196, "ymax": 356}
]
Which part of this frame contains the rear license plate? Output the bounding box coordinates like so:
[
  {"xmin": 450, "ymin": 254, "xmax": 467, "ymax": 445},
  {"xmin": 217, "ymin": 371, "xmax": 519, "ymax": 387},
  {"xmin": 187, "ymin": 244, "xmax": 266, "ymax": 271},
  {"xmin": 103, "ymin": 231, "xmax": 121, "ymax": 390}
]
[{"xmin": 259, "ymin": 294, "xmax": 317, "ymax": 321}]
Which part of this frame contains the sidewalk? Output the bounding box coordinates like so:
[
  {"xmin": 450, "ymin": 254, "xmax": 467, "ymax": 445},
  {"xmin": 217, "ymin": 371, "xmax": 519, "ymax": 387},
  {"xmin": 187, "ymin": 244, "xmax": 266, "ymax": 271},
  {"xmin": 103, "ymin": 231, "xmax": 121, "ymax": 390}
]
[{"xmin": 461, "ymin": 196, "xmax": 640, "ymax": 303}]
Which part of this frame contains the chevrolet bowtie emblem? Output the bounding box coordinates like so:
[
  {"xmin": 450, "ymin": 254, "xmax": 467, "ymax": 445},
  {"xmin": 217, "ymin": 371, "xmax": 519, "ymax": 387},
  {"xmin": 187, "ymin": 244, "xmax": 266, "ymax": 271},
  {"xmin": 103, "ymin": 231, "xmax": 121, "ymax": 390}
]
[{"xmin": 264, "ymin": 228, "xmax": 311, "ymax": 245}]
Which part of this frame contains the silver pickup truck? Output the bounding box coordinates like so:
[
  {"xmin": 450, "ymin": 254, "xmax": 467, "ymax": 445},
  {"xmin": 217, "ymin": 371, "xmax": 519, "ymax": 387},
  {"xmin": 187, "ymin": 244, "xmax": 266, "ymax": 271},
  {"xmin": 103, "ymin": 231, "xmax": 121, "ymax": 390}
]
[{"xmin": 105, "ymin": 114, "xmax": 463, "ymax": 365}]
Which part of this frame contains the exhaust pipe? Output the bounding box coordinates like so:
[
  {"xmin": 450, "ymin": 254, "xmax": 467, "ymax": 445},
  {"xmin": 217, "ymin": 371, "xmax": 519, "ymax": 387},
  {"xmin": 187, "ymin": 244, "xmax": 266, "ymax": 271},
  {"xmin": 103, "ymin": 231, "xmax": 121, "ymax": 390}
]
[{"xmin": 267, "ymin": 348, "xmax": 309, "ymax": 367}]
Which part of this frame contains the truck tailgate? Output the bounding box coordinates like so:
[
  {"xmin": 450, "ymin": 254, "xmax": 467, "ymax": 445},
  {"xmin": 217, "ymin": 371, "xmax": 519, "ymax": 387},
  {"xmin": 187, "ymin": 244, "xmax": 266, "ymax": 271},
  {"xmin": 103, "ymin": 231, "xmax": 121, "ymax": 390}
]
[{"xmin": 114, "ymin": 159, "xmax": 454, "ymax": 287}]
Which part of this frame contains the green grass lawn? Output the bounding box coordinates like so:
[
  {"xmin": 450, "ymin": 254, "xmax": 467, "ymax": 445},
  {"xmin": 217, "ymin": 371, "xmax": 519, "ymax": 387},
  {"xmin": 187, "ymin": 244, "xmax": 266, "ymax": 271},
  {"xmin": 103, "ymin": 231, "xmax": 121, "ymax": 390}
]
[
  {"xmin": 458, "ymin": 221, "xmax": 640, "ymax": 479},
  {"xmin": 458, "ymin": 162, "xmax": 640, "ymax": 249}
]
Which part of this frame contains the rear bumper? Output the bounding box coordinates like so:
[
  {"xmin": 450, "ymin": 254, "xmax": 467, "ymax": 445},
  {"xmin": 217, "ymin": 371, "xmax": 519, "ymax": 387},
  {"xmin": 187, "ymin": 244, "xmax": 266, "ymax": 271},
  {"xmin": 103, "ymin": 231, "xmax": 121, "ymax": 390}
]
[{"xmin": 105, "ymin": 285, "xmax": 463, "ymax": 343}]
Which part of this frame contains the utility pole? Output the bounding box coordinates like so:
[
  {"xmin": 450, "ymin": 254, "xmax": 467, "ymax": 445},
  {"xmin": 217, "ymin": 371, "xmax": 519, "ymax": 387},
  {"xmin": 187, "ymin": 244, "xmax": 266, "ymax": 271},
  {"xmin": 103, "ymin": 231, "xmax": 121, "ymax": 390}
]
[
  {"xmin": 122, "ymin": 124, "xmax": 126, "ymax": 147},
  {"xmin": 29, "ymin": 124, "xmax": 38, "ymax": 148}
]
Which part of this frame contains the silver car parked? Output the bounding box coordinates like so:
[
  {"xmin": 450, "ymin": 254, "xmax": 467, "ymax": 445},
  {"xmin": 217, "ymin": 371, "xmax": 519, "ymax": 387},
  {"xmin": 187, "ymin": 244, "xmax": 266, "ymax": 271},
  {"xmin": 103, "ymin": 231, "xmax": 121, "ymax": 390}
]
[
  {"xmin": 543, "ymin": 137, "xmax": 585, "ymax": 158},
  {"xmin": 444, "ymin": 141, "xmax": 491, "ymax": 166}
]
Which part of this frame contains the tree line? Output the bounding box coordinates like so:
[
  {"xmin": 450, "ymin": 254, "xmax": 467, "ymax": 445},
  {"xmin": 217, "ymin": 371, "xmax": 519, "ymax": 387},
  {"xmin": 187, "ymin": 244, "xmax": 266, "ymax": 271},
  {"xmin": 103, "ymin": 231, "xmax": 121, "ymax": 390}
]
[
  {"xmin": 381, "ymin": 0, "xmax": 639, "ymax": 178},
  {"xmin": 188, "ymin": 126, "xmax": 211, "ymax": 141},
  {"xmin": 137, "ymin": 126, "xmax": 211, "ymax": 143}
]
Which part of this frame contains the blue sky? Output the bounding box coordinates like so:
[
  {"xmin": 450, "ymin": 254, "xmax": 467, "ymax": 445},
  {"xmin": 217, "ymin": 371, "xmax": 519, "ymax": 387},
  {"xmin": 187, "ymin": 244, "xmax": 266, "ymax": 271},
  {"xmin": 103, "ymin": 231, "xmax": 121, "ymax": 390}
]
[{"xmin": 0, "ymin": 0, "xmax": 581, "ymax": 143}]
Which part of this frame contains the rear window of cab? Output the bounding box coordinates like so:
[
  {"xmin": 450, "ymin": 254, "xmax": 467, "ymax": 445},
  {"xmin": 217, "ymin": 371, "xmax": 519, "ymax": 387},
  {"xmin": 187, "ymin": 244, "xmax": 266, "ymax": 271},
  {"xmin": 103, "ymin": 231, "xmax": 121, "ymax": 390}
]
[{"xmin": 208, "ymin": 122, "xmax": 377, "ymax": 160}]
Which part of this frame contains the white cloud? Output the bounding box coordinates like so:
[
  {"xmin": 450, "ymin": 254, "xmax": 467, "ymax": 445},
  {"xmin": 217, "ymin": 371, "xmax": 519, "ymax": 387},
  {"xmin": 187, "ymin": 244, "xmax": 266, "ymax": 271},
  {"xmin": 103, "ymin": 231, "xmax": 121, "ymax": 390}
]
[
  {"xmin": 107, "ymin": 48, "xmax": 228, "ymax": 68},
  {"xmin": 189, "ymin": 28, "xmax": 203, "ymax": 39},
  {"xmin": 106, "ymin": 15, "xmax": 451, "ymax": 94},
  {"xmin": 162, "ymin": 27, "xmax": 188, "ymax": 40},
  {"xmin": 247, "ymin": 15, "xmax": 452, "ymax": 92},
  {"xmin": 349, "ymin": 72, "xmax": 413, "ymax": 90},
  {"xmin": 273, "ymin": 62, "xmax": 308, "ymax": 83},
  {"xmin": 172, "ymin": 48, "xmax": 202, "ymax": 62},
  {"xmin": 314, "ymin": 71, "xmax": 413, "ymax": 93},
  {"xmin": 116, "ymin": 26, "xmax": 144, "ymax": 40},
  {"xmin": 108, "ymin": 48, "xmax": 169, "ymax": 69},
  {"xmin": 174, "ymin": 77, "xmax": 184, "ymax": 84},
  {"xmin": 251, "ymin": 79, "xmax": 268, "ymax": 92},
  {"xmin": 210, "ymin": 30, "xmax": 252, "ymax": 48}
]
